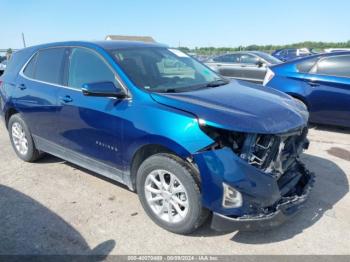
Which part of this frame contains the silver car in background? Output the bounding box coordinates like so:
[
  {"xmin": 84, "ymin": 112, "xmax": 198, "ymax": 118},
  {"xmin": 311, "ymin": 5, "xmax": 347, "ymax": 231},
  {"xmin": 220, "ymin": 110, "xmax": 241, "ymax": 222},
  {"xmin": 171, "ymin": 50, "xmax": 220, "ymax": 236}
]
[{"xmin": 205, "ymin": 51, "xmax": 281, "ymax": 84}]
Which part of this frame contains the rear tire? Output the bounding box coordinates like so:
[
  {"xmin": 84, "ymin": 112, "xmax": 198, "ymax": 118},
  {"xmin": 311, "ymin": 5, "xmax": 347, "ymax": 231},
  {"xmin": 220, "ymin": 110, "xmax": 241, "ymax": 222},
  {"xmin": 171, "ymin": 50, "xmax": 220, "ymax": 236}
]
[
  {"xmin": 8, "ymin": 114, "xmax": 42, "ymax": 162},
  {"xmin": 136, "ymin": 153, "xmax": 209, "ymax": 234}
]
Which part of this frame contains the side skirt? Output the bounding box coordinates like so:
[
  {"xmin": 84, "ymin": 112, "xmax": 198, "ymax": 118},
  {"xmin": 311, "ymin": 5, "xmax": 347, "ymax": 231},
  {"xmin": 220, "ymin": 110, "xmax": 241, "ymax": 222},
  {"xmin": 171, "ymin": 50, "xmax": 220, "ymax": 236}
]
[{"xmin": 33, "ymin": 135, "xmax": 134, "ymax": 190}]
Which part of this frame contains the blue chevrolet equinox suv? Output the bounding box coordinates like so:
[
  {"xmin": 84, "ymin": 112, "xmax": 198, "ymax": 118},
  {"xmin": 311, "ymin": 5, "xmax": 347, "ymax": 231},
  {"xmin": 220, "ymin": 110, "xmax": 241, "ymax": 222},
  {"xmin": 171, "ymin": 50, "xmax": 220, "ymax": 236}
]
[{"xmin": 0, "ymin": 41, "xmax": 314, "ymax": 234}]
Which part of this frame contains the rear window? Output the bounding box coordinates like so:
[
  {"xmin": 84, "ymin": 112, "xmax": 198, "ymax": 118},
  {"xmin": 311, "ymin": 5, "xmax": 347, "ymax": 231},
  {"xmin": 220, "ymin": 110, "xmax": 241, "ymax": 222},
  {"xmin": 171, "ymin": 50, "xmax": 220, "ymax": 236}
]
[
  {"xmin": 29, "ymin": 48, "xmax": 66, "ymax": 84},
  {"xmin": 313, "ymin": 55, "xmax": 350, "ymax": 78},
  {"xmin": 2, "ymin": 50, "xmax": 38, "ymax": 82},
  {"xmin": 296, "ymin": 57, "xmax": 319, "ymax": 73}
]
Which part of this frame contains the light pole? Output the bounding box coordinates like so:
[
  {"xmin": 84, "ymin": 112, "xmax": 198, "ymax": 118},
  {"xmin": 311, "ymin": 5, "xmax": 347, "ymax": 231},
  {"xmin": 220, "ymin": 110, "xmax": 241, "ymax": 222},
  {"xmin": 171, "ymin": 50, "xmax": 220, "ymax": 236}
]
[{"xmin": 22, "ymin": 33, "xmax": 26, "ymax": 48}]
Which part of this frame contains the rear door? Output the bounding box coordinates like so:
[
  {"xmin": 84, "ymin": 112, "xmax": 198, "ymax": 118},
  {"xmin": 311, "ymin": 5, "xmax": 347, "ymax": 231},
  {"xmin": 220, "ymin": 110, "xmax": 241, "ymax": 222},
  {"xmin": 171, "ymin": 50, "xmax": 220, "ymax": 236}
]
[
  {"xmin": 14, "ymin": 47, "xmax": 66, "ymax": 143},
  {"xmin": 208, "ymin": 54, "xmax": 242, "ymax": 79},
  {"xmin": 303, "ymin": 55, "xmax": 350, "ymax": 126},
  {"xmin": 57, "ymin": 47, "xmax": 126, "ymax": 171},
  {"xmin": 239, "ymin": 53, "xmax": 266, "ymax": 83}
]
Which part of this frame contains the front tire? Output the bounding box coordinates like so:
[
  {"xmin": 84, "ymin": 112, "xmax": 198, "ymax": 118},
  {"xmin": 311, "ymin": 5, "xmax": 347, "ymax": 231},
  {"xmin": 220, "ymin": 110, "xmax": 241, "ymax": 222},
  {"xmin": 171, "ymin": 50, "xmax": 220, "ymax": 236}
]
[
  {"xmin": 136, "ymin": 153, "xmax": 209, "ymax": 234},
  {"xmin": 8, "ymin": 114, "xmax": 41, "ymax": 162}
]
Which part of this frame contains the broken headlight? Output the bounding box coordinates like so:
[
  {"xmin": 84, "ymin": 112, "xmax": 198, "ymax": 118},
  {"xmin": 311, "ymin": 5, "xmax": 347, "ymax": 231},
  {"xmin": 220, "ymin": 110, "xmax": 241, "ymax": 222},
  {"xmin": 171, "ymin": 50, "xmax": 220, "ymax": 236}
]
[
  {"xmin": 199, "ymin": 125, "xmax": 246, "ymax": 154},
  {"xmin": 200, "ymin": 124, "xmax": 308, "ymax": 177}
]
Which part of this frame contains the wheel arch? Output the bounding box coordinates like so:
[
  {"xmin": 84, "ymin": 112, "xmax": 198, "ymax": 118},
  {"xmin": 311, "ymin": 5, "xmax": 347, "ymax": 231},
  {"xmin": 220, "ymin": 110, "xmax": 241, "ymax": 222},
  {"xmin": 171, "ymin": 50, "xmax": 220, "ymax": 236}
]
[
  {"xmin": 128, "ymin": 141, "xmax": 194, "ymax": 192},
  {"xmin": 5, "ymin": 107, "xmax": 19, "ymax": 129},
  {"xmin": 286, "ymin": 92, "xmax": 310, "ymax": 109}
]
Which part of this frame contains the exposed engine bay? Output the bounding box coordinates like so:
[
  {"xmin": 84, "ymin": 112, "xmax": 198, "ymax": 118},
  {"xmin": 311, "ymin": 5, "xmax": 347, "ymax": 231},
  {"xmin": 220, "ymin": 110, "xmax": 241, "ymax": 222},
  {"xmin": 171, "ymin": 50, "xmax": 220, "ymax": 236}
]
[{"xmin": 200, "ymin": 125, "xmax": 309, "ymax": 179}]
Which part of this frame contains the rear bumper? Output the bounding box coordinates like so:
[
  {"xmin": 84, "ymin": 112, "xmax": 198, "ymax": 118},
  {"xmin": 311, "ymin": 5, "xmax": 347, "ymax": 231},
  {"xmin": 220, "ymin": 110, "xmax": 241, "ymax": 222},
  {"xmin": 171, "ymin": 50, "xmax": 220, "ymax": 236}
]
[{"xmin": 210, "ymin": 164, "xmax": 314, "ymax": 231}]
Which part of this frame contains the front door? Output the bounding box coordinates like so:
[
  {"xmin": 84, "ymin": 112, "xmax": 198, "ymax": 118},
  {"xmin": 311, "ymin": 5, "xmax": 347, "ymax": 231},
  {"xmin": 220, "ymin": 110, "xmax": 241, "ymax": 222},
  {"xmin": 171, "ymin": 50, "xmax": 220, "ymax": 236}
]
[
  {"xmin": 216, "ymin": 54, "xmax": 242, "ymax": 79},
  {"xmin": 57, "ymin": 47, "xmax": 127, "ymax": 172},
  {"xmin": 239, "ymin": 54, "xmax": 266, "ymax": 83}
]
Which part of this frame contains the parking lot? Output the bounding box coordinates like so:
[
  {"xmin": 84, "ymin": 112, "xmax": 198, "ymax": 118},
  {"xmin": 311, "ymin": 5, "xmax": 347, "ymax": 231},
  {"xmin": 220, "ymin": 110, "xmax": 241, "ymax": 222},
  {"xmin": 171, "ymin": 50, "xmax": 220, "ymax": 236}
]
[{"xmin": 0, "ymin": 123, "xmax": 349, "ymax": 255}]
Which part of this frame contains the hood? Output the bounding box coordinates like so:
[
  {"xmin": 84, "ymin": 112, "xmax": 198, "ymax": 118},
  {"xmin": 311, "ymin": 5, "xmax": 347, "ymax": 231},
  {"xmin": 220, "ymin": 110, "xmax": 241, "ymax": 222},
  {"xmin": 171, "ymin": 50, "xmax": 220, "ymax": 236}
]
[{"xmin": 150, "ymin": 80, "xmax": 308, "ymax": 134}]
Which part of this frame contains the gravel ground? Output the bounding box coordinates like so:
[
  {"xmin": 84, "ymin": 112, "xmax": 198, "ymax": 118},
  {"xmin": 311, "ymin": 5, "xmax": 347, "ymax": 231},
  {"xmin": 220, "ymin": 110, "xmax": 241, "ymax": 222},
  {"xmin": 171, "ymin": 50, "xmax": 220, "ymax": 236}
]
[{"xmin": 0, "ymin": 123, "xmax": 349, "ymax": 255}]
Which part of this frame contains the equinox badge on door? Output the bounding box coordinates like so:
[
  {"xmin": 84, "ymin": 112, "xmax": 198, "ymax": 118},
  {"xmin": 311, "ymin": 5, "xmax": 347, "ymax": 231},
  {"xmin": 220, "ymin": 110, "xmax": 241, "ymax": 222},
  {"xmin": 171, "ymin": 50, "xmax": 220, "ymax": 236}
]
[{"xmin": 96, "ymin": 141, "xmax": 118, "ymax": 152}]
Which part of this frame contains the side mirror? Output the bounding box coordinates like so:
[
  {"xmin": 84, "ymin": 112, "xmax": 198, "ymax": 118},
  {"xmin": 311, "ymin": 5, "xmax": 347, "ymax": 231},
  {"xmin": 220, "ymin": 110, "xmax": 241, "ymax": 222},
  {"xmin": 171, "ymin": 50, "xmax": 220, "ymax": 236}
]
[
  {"xmin": 256, "ymin": 59, "xmax": 265, "ymax": 67},
  {"xmin": 82, "ymin": 81, "xmax": 127, "ymax": 99}
]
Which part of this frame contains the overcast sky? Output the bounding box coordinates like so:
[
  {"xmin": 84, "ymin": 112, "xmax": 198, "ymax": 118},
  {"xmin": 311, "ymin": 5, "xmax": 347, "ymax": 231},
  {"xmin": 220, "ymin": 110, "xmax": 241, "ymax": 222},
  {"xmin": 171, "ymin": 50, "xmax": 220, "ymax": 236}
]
[{"xmin": 1, "ymin": 0, "xmax": 350, "ymax": 49}]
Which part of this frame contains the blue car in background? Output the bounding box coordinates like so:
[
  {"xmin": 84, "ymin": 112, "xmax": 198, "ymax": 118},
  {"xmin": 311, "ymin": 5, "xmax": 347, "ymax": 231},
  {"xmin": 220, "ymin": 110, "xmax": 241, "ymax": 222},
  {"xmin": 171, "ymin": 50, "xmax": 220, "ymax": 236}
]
[
  {"xmin": 0, "ymin": 41, "xmax": 313, "ymax": 234},
  {"xmin": 272, "ymin": 48, "xmax": 312, "ymax": 62},
  {"xmin": 264, "ymin": 52, "xmax": 350, "ymax": 127}
]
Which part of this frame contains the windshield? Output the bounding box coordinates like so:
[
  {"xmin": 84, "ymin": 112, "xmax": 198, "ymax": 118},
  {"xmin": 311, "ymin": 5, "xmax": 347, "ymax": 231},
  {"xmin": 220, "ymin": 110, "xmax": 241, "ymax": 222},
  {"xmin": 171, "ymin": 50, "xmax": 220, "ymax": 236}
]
[
  {"xmin": 256, "ymin": 52, "xmax": 281, "ymax": 64},
  {"xmin": 110, "ymin": 47, "xmax": 224, "ymax": 92}
]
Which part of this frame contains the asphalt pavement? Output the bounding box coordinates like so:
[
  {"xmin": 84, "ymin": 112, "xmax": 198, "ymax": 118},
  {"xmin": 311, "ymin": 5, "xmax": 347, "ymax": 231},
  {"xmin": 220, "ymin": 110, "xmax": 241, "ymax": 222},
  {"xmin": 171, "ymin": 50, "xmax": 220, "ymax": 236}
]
[{"xmin": 0, "ymin": 124, "xmax": 349, "ymax": 255}]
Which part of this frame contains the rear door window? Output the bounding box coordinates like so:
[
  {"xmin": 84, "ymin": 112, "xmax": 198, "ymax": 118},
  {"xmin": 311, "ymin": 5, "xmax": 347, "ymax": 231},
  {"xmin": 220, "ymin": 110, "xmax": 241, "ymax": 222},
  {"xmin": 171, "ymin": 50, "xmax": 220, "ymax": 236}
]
[
  {"xmin": 313, "ymin": 55, "xmax": 350, "ymax": 78},
  {"xmin": 213, "ymin": 54, "xmax": 239, "ymax": 63},
  {"xmin": 34, "ymin": 48, "xmax": 66, "ymax": 84},
  {"xmin": 213, "ymin": 55, "xmax": 225, "ymax": 62},
  {"xmin": 224, "ymin": 54, "xmax": 240, "ymax": 63}
]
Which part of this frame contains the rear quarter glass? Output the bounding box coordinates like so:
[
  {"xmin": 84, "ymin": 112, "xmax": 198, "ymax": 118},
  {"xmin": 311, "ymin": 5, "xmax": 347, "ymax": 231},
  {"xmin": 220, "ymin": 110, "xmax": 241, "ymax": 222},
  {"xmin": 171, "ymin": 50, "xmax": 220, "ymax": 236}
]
[{"xmin": 2, "ymin": 48, "xmax": 37, "ymax": 82}]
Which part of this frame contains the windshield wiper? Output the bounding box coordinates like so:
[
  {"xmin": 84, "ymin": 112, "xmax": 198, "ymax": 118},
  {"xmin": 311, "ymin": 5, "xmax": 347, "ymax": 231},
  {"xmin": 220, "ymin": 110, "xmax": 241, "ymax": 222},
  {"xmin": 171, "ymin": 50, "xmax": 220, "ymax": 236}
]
[
  {"xmin": 206, "ymin": 79, "xmax": 230, "ymax": 87},
  {"xmin": 157, "ymin": 88, "xmax": 184, "ymax": 93},
  {"xmin": 163, "ymin": 88, "xmax": 177, "ymax": 93},
  {"xmin": 153, "ymin": 79, "xmax": 229, "ymax": 93}
]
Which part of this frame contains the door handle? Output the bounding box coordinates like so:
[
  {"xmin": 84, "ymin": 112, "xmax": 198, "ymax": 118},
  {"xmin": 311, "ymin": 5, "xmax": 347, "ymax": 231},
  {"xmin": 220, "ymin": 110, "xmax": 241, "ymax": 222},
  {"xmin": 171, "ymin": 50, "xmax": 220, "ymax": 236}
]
[
  {"xmin": 60, "ymin": 95, "xmax": 73, "ymax": 103},
  {"xmin": 17, "ymin": 84, "xmax": 27, "ymax": 90},
  {"xmin": 307, "ymin": 81, "xmax": 319, "ymax": 87}
]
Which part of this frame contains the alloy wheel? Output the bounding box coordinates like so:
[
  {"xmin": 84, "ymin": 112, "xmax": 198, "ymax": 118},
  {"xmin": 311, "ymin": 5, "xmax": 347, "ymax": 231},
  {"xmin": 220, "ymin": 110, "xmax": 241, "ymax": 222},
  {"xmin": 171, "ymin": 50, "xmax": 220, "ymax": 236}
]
[
  {"xmin": 144, "ymin": 169, "xmax": 189, "ymax": 223},
  {"xmin": 11, "ymin": 122, "xmax": 29, "ymax": 155}
]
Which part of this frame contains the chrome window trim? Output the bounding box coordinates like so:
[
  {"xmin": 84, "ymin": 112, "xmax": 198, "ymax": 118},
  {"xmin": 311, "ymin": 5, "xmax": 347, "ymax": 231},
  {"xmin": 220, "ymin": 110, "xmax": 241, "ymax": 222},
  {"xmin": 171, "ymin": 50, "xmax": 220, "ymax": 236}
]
[{"xmin": 19, "ymin": 45, "xmax": 132, "ymax": 98}]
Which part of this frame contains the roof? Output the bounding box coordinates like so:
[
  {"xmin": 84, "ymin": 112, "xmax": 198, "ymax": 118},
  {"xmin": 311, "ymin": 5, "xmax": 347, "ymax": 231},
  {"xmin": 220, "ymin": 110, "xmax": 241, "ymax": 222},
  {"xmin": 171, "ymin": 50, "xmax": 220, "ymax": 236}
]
[
  {"xmin": 91, "ymin": 40, "xmax": 166, "ymax": 50},
  {"xmin": 15, "ymin": 40, "xmax": 167, "ymax": 54},
  {"xmin": 212, "ymin": 51, "xmax": 271, "ymax": 56},
  {"xmin": 280, "ymin": 50, "xmax": 350, "ymax": 65},
  {"xmin": 105, "ymin": 35, "xmax": 156, "ymax": 43}
]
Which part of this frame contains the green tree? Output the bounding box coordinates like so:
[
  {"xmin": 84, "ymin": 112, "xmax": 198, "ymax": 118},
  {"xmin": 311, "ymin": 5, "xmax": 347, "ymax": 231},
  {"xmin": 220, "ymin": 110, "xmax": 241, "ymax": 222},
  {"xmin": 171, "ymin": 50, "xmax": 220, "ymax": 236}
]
[{"xmin": 182, "ymin": 40, "xmax": 350, "ymax": 56}]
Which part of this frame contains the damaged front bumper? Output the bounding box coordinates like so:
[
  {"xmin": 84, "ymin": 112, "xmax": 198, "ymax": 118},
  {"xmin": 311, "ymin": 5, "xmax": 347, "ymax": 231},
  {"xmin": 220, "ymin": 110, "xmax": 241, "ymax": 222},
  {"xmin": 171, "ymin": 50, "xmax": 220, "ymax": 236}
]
[
  {"xmin": 193, "ymin": 144, "xmax": 315, "ymax": 232},
  {"xmin": 211, "ymin": 163, "xmax": 314, "ymax": 231}
]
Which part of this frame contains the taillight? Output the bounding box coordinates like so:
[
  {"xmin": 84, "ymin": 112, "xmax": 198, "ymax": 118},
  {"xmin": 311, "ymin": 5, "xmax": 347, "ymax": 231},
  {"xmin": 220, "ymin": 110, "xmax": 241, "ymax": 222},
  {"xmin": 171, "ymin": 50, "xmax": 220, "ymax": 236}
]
[{"xmin": 263, "ymin": 68, "xmax": 275, "ymax": 86}]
